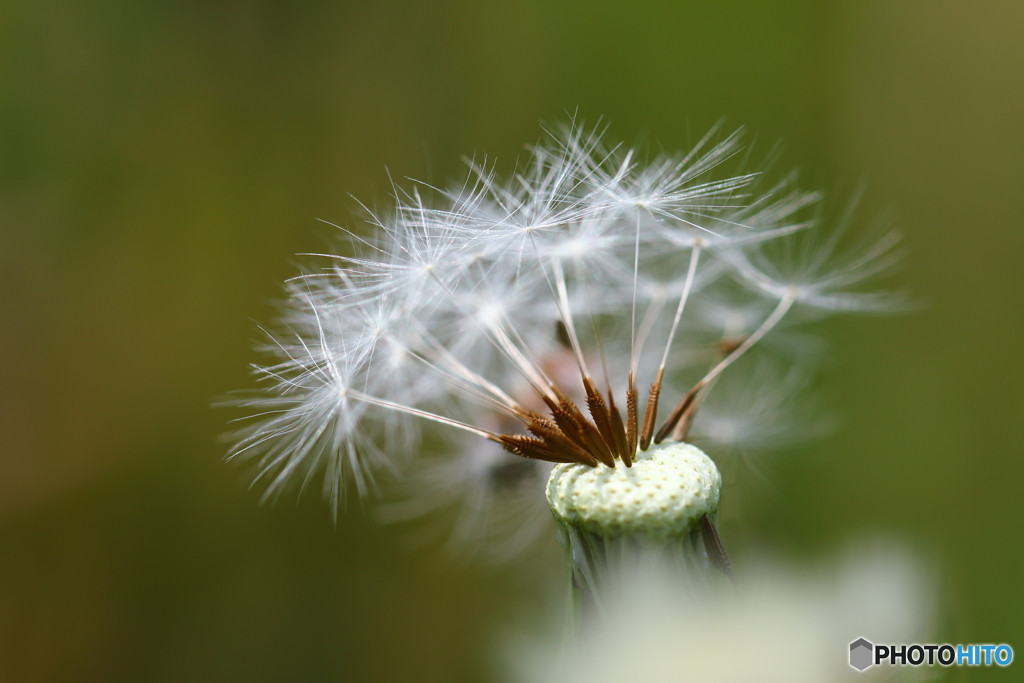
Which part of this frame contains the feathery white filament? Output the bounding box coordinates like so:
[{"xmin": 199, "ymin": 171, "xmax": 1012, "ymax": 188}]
[{"xmin": 658, "ymin": 242, "xmax": 702, "ymax": 371}]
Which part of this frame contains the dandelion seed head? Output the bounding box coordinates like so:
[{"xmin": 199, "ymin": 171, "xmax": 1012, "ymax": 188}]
[{"xmin": 228, "ymin": 120, "xmax": 905, "ymax": 557}]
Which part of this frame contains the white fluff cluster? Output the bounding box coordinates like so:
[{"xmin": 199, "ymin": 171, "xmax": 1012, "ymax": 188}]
[{"xmin": 228, "ymin": 123, "xmax": 902, "ymax": 558}]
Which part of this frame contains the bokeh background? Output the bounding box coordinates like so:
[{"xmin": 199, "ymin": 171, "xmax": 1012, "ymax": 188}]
[{"xmin": 1, "ymin": 1, "xmax": 1022, "ymax": 681}]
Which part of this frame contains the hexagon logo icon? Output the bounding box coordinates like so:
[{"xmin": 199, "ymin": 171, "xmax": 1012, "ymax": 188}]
[{"xmin": 849, "ymin": 638, "xmax": 874, "ymax": 671}]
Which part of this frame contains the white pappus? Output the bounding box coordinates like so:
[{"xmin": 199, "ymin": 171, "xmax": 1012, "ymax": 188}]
[{"xmin": 226, "ymin": 121, "xmax": 904, "ymax": 560}]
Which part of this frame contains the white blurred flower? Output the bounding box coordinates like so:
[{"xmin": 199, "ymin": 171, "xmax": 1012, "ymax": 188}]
[
  {"xmin": 510, "ymin": 542, "xmax": 936, "ymax": 683},
  {"xmin": 227, "ymin": 122, "xmax": 903, "ymax": 556}
]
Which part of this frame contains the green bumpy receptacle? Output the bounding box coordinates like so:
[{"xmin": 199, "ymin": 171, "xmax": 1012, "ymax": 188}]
[{"xmin": 546, "ymin": 442, "xmax": 721, "ymax": 543}]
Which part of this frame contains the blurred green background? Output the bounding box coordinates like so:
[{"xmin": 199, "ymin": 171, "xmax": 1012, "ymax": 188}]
[{"xmin": 1, "ymin": 0, "xmax": 1022, "ymax": 680}]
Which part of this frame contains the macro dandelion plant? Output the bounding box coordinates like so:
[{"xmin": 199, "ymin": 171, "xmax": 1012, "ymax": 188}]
[{"xmin": 227, "ymin": 122, "xmax": 903, "ymax": 580}]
